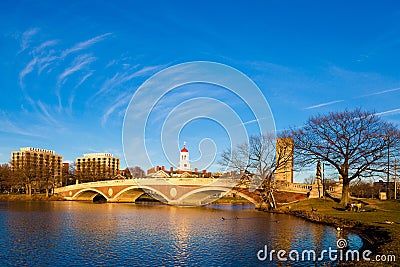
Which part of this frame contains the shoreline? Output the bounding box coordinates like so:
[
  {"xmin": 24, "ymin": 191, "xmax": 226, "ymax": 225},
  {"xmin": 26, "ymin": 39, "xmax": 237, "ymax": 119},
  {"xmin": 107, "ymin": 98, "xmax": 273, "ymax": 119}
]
[
  {"xmin": 0, "ymin": 194, "xmax": 66, "ymax": 201},
  {"xmin": 2, "ymin": 194, "xmax": 395, "ymax": 263},
  {"xmin": 278, "ymin": 208, "xmax": 388, "ymax": 253},
  {"xmin": 0, "ymin": 194, "xmax": 394, "ymax": 266},
  {"xmin": 0, "ymin": 194, "xmax": 252, "ymax": 204},
  {"xmin": 275, "ymin": 198, "xmax": 398, "ymax": 266}
]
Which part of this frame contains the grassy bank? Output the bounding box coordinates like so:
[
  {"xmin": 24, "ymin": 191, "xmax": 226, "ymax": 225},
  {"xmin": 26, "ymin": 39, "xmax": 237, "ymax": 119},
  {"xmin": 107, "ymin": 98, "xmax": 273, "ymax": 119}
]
[
  {"xmin": 0, "ymin": 193, "xmax": 65, "ymax": 201},
  {"xmin": 212, "ymin": 196, "xmax": 252, "ymax": 205},
  {"xmin": 278, "ymin": 198, "xmax": 399, "ymax": 266}
]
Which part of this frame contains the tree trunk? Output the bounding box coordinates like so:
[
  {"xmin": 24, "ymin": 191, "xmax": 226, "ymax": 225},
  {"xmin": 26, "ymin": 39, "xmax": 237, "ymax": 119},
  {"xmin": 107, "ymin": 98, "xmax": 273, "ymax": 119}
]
[
  {"xmin": 45, "ymin": 188, "xmax": 49, "ymax": 198},
  {"xmin": 340, "ymin": 179, "xmax": 350, "ymax": 205},
  {"xmin": 26, "ymin": 183, "xmax": 32, "ymax": 196}
]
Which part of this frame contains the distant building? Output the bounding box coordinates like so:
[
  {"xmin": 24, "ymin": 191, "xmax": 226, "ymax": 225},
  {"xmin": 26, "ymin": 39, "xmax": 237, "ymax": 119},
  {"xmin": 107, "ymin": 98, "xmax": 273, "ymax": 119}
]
[
  {"xmin": 62, "ymin": 162, "xmax": 69, "ymax": 175},
  {"xmin": 373, "ymin": 180, "xmax": 399, "ymax": 197},
  {"xmin": 10, "ymin": 147, "xmax": 63, "ymax": 186},
  {"xmin": 147, "ymin": 142, "xmax": 211, "ymax": 178},
  {"xmin": 75, "ymin": 153, "xmax": 120, "ymax": 181},
  {"xmin": 118, "ymin": 167, "xmax": 135, "ymax": 178},
  {"xmin": 275, "ymin": 138, "xmax": 294, "ymax": 184}
]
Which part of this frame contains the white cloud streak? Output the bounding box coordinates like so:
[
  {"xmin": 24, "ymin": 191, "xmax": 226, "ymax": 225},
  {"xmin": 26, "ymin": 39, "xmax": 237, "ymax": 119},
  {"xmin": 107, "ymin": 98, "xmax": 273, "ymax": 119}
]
[
  {"xmin": 19, "ymin": 32, "xmax": 110, "ymax": 89},
  {"xmin": 374, "ymin": 108, "xmax": 400, "ymax": 117},
  {"xmin": 68, "ymin": 71, "xmax": 95, "ymax": 113},
  {"xmin": 101, "ymin": 92, "xmax": 132, "ymax": 126},
  {"xmin": 61, "ymin": 32, "xmax": 112, "ymax": 59},
  {"xmin": 93, "ymin": 64, "xmax": 166, "ymax": 99},
  {"xmin": 304, "ymin": 100, "xmax": 344, "ymax": 110},
  {"xmin": 241, "ymin": 117, "xmax": 269, "ymax": 126},
  {"xmin": 37, "ymin": 100, "xmax": 59, "ymax": 125},
  {"xmin": 56, "ymin": 54, "xmax": 96, "ymax": 109},
  {"xmin": 19, "ymin": 28, "xmax": 40, "ymax": 53},
  {"xmin": 0, "ymin": 111, "xmax": 43, "ymax": 137},
  {"xmin": 357, "ymin": 87, "xmax": 400, "ymax": 98},
  {"xmin": 58, "ymin": 54, "xmax": 96, "ymax": 85},
  {"xmin": 34, "ymin": 39, "xmax": 59, "ymax": 54},
  {"xmin": 19, "ymin": 58, "xmax": 37, "ymax": 88}
]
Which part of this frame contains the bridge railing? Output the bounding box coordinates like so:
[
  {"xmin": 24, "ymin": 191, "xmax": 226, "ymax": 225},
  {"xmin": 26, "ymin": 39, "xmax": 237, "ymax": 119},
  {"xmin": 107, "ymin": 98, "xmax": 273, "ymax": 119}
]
[
  {"xmin": 55, "ymin": 177, "xmax": 246, "ymax": 193},
  {"xmin": 55, "ymin": 178, "xmax": 141, "ymax": 192},
  {"xmin": 274, "ymin": 181, "xmax": 341, "ymax": 194},
  {"xmin": 275, "ymin": 182, "xmax": 313, "ymax": 193}
]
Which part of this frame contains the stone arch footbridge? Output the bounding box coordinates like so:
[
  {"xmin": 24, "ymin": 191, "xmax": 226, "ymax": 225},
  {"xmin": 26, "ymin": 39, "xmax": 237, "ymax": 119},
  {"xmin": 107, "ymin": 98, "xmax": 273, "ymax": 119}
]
[
  {"xmin": 54, "ymin": 178, "xmax": 320, "ymax": 206},
  {"xmin": 54, "ymin": 178, "xmax": 268, "ymax": 206}
]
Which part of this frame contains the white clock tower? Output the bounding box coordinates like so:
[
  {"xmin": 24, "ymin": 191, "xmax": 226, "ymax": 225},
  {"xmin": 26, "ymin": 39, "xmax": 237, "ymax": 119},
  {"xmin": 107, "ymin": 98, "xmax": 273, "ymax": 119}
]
[{"xmin": 178, "ymin": 142, "xmax": 191, "ymax": 171}]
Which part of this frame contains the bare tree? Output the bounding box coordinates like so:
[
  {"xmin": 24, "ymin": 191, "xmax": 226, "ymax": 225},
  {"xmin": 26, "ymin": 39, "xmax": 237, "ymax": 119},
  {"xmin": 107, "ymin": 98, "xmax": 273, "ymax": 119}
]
[
  {"xmin": 220, "ymin": 134, "xmax": 292, "ymax": 183},
  {"xmin": 304, "ymin": 175, "xmax": 316, "ymax": 185},
  {"xmin": 219, "ymin": 134, "xmax": 294, "ymax": 208},
  {"xmin": 350, "ymin": 179, "xmax": 377, "ymax": 198},
  {"xmin": 0, "ymin": 164, "xmax": 11, "ymax": 192},
  {"xmin": 128, "ymin": 166, "xmax": 145, "ymax": 178},
  {"xmin": 286, "ymin": 109, "xmax": 400, "ymax": 205},
  {"xmin": 11, "ymin": 161, "xmax": 35, "ymax": 196}
]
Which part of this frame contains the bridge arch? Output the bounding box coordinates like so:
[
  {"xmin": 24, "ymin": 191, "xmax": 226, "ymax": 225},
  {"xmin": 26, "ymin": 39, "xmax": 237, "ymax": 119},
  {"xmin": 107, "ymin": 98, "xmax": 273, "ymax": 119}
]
[
  {"xmin": 73, "ymin": 188, "xmax": 109, "ymax": 201},
  {"xmin": 230, "ymin": 190, "xmax": 259, "ymax": 205},
  {"xmin": 111, "ymin": 185, "xmax": 171, "ymax": 203},
  {"xmin": 177, "ymin": 187, "xmax": 258, "ymax": 205}
]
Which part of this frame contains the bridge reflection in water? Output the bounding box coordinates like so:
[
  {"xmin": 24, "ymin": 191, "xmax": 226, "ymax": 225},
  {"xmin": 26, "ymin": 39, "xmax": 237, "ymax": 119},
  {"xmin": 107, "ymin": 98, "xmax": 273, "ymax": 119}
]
[
  {"xmin": 54, "ymin": 178, "xmax": 266, "ymax": 206},
  {"xmin": 0, "ymin": 202, "xmax": 363, "ymax": 266}
]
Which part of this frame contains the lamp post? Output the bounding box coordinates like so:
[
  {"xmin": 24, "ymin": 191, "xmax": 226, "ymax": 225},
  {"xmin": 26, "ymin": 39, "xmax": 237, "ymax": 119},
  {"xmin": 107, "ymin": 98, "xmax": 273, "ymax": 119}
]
[
  {"xmin": 316, "ymin": 161, "xmax": 322, "ymax": 198},
  {"xmin": 383, "ymin": 136, "xmax": 390, "ymax": 199},
  {"xmin": 322, "ymin": 163, "xmax": 324, "ymax": 198},
  {"xmin": 395, "ymin": 158, "xmax": 397, "ymax": 200},
  {"xmin": 322, "ymin": 163, "xmax": 330, "ymax": 198}
]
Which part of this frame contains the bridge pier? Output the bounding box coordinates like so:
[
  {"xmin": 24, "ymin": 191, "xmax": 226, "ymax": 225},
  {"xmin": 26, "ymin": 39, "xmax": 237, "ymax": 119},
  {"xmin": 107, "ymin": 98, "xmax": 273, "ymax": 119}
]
[{"xmin": 255, "ymin": 202, "xmax": 272, "ymax": 211}]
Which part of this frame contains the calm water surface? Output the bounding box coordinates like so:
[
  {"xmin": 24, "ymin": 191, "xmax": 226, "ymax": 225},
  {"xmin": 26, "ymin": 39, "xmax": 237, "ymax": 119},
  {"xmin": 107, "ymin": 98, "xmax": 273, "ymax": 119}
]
[{"xmin": 0, "ymin": 201, "xmax": 362, "ymax": 266}]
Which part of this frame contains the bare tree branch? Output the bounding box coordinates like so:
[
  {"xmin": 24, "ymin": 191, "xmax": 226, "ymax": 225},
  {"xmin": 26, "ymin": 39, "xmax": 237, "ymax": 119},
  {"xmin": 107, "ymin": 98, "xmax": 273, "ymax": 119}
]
[{"xmin": 284, "ymin": 108, "xmax": 400, "ymax": 205}]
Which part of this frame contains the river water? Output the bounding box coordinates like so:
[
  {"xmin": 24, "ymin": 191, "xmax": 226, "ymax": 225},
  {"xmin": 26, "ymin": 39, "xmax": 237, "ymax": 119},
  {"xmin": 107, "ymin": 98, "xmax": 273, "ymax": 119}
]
[{"xmin": 0, "ymin": 201, "xmax": 362, "ymax": 266}]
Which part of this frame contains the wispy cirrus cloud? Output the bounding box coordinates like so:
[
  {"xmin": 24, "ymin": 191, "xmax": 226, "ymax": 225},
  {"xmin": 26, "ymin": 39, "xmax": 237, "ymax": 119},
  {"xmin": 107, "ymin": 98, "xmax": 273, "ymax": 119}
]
[
  {"xmin": 18, "ymin": 35, "xmax": 58, "ymax": 87},
  {"xmin": 36, "ymin": 100, "xmax": 59, "ymax": 125},
  {"xmin": 356, "ymin": 87, "xmax": 400, "ymax": 98},
  {"xmin": 19, "ymin": 28, "xmax": 40, "ymax": 53},
  {"xmin": 19, "ymin": 57, "xmax": 37, "ymax": 88},
  {"xmin": 0, "ymin": 111, "xmax": 43, "ymax": 137},
  {"xmin": 18, "ymin": 31, "xmax": 110, "ymax": 115},
  {"xmin": 57, "ymin": 54, "xmax": 96, "ymax": 85},
  {"xmin": 374, "ymin": 108, "xmax": 400, "ymax": 117},
  {"xmin": 68, "ymin": 71, "xmax": 95, "ymax": 113},
  {"xmin": 19, "ymin": 32, "xmax": 111, "ymax": 89},
  {"xmin": 61, "ymin": 32, "xmax": 112, "ymax": 58},
  {"xmin": 93, "ymin": 64, "xmax": 166, "ymax": 99},
  {"xmin": 56, "ymin": 54, "xmax": 96, "ymax": 110},
  {"xmin": 304, "ymin": 99, "xmax": 344, "ymax": 110},
  {"xmin": 101, "ymin": 92, "xmax": 132, "ymax": 126},
  {"xmin": 34, "ymin": 39, "xmax": 59, "ymax": 53},
  {"xmin": 75, "ymin": 71, "xmax": 94, "ymax": 88},
  {"xmin": 241, "ymin": 117, "xmax": 270, "ymax": 126}
]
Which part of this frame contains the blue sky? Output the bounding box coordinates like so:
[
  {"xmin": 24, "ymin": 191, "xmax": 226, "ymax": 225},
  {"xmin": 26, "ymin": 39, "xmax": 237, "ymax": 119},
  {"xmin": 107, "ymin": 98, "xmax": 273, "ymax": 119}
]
[{"xmin": 1, "ymin": 1, "xmax": 400, "ymax": 180}]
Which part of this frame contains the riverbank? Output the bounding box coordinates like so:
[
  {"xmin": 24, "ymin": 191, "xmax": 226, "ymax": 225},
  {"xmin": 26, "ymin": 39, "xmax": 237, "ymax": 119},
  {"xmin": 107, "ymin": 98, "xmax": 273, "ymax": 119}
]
[
  {"xmin": 277, "ymin": 198, "xmax": 399, "ymax": 266},
  {"xmin": 0, "ymin": 193, "xmax": 252, "ymax": 205},
  {"xmin": 212, "ymin": 196, "xmax": 252, "ymax": 204},
  {"xmin": 0, "ymin": 193, "xmax": 65, "ymax": 201}
]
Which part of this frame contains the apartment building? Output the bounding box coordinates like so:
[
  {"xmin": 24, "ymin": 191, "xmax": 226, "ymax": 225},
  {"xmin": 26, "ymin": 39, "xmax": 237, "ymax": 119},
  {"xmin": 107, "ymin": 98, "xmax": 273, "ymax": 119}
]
[
  {"xmin": 75, "ymin": 153, "xmax": 120, "ymax": 181},
  {"xmin": 10, "ymin": 147, "xmax": 63, "ymax": 186}
]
